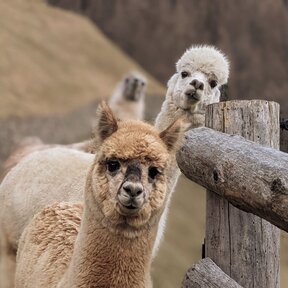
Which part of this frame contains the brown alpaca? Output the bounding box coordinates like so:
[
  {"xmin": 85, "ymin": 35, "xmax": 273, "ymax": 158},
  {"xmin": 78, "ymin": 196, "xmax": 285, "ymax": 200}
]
[{"xmin": 15, "ymin": 103, "xmax": 184, "ymax": 288}]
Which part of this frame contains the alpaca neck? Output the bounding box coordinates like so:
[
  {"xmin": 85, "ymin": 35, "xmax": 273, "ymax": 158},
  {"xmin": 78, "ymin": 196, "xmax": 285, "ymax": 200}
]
[
  {"xmin": 59, "ymin": 179, "xmax": 155, "ymax": 288},
  {"xmin": 155, "ymin": 94, "xmax": 205, "ymax": 130},
  {"xmin": 155, "ymin": 98, "xmax": 181, "ymax": 130}
]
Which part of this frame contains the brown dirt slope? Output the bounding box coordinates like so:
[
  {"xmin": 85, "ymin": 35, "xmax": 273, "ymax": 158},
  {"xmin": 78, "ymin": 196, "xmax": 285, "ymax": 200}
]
[
  {"xmin": 0, "ymin": 0, "xmax": 164, "ymax": 119},
  {"xmin": 0, "ymin": 0, "xmax": 165, "ymax": 171}
]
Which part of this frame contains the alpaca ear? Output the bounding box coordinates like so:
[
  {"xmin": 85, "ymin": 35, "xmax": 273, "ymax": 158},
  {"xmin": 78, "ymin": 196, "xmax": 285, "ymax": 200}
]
[
  {"xmin": 159, "ymin": 117, "xmax": 188, "ymax": 151},
  {"xmin": 167, "ymin": 73, "xmax": 178, "ymax": 90},
  {"xmin": 94, "ymin": 101, "xmax": 118, "ymax": 143},
  {"xmin": 219, "ymin": 84, "xmax": 229, "ymax": 102}
]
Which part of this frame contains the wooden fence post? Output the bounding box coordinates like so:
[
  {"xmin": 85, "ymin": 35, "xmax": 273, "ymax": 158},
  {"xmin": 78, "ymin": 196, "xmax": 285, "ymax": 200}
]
[{"xmin": 204, "ymin": 100, "xmax": 280, "ymax": 288}]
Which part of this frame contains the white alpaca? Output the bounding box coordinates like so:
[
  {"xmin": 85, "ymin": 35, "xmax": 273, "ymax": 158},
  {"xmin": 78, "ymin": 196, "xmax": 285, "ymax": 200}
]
[
  {"xmin": 0, "ymin": 148, "xmax": 92, "ymax": 288},
  {"xmin": 14, "ymin": 103, "xmax": 184, "ymax": 288},
  {"xmin": 153, "ymin": 45, "xmax": 229, "ymax": 256},
  {"xmin": 155, "ymin": 45, "xmax": 230, "ymax": 130},
  {"xmin": 108, "ymin": 71, "xmax": 146, "ymax": 121}
]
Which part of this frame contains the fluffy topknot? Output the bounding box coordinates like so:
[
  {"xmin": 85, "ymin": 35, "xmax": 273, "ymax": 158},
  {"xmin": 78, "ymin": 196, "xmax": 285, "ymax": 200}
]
[{"xmin": 176, "ymin": 45, "xmax": 230, "ymax": 85}]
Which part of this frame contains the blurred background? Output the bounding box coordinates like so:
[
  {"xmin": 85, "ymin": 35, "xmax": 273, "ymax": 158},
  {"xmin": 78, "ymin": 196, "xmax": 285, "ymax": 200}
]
[{"xmin": 0, "ymin": 0, "xmax": 287, "ymax": 287}]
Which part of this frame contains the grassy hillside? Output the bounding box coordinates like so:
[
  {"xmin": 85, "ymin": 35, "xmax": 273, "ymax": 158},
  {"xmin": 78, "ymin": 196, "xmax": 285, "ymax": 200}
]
[{"xmin": 0, "ymin": 0, "xmax": 164, "ymax": 119}]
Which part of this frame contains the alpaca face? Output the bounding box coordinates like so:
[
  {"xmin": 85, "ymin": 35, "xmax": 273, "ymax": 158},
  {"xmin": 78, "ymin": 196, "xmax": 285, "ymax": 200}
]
[
  {"xmin": 91, "ymin": 103, "xmax": 184, "ymax": 236},
  {"xmin": 170, "ymin": 70, "xmax": 221, "ymax": 114},
  {"xmin": 97, "ymin": 156, "xmax": 167, "ymax": 228},
  {"xmin": 94, "ymin": 127, "xmax": 169, "ymax": 234},
  {"xmin": 169, "ymin": 45, "xmax": 229, "ymax": 116},
  {"xmin": 122, "ymin": 72, "xmax": 146, "ymax": 102}
]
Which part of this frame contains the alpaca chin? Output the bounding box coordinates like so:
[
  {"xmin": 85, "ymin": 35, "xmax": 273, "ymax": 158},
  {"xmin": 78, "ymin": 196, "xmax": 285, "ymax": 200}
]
[{"xmin": 177, "ymin": 93, "xmax": 202, "ymax": 112}]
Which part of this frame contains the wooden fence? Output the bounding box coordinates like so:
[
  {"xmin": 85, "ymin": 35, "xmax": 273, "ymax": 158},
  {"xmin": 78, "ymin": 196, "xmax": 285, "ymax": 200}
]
[{"xmin": 177, "ymin": 100, "xmax": 288, "ymax": 287}]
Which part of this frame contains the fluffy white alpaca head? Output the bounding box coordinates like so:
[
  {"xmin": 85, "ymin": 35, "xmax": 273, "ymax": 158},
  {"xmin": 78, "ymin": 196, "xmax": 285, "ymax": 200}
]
[
  {"xmin": 168, "ymin": 45, "xmax": 229, "ymax": 114},
  {"xmin": 121, "ymin": 71, "xmax": 147, "ymax": 101}
]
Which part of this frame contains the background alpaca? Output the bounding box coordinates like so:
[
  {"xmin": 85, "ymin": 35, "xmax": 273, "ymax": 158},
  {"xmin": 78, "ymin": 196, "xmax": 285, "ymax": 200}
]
[
  {"xmin": 108, "ymin": 71, "xmax": 146, "ymax": 121},
  {"xmin": 1, "ymin": 137, "xmax": 93, "ymax": 181},
  {"xmin": 14, "ymin": 103, "xmax": 184, "ymax": 288},
  {"xmin": 153, "ymin": 45, "xmax": 230, "ymax": 256}
]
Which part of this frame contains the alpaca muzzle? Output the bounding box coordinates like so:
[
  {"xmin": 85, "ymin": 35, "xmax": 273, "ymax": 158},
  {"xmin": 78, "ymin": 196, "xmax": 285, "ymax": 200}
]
[
  {"xmin": 117, "ymin": 181, "xmax": 145, "ymax": 214},
  {"xmin": 184, "ymin": 89, "xmax": 201, "ymax": 101}
]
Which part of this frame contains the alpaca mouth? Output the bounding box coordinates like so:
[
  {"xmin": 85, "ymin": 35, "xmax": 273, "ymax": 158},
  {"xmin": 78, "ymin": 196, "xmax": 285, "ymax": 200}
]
[
  {"xmin": 118, "ymin": 202, "xmax": 141, "ymax": 215},
  {"xmin": 123, "ymin": 203, "xmax": 138, "ymax": 210},
  {"xmin": 185, "ymin": 89, "xmax": 200, "ymax": 101}
]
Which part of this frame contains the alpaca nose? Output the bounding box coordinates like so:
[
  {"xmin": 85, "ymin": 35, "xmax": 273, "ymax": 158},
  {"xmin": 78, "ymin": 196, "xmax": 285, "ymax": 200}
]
[
  {"xmin": 122, "ymin": 181, "xmax": 144, "ymax": 198},
  {"xmin": 190, "ymin": 79, "xmax": 204, "ymax": 91}
]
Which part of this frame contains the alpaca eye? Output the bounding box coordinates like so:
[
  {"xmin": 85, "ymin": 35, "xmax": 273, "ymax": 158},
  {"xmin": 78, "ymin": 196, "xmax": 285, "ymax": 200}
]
[
  {"xmin": 107, "ymin": 160, "xmax": 120, "ymax": 173},
  {"xmin": 148, "ymin": 167, "xmax": 160, "ymax": 180},
  {"xmin": 181, "ymin": 71, "xmax": 189, "ymax": 79},
  {"xmin": 209, "ymin": 80, "xmax": 218, "ymax": 88}
]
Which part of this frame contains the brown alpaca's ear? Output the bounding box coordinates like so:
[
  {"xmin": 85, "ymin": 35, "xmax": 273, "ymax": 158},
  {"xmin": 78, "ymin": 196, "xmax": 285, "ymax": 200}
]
[
  {"xmin": 159, "ymin": 118, "xmax": 188, "ymax": 151},
  {"xmin": 94, "ymin": 101, "xmax": 118, "ymax": 143}
]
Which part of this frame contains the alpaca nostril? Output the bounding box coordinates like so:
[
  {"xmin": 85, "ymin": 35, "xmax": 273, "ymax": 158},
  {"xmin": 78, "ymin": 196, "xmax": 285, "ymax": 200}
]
[
  {"xmin": 135, "ymin": 189, "xmax": 142, "ymax": 196},
  {"xmin": 191, "ymin": 80, "xmax": 197, "ymax": 87},
  {"xmin": 123, "ymin": 186, "xmax": 132, "ymax": 195},
  {"xmin": 190, "ymin": 79, "xmax": 204, "ymax": 91}
]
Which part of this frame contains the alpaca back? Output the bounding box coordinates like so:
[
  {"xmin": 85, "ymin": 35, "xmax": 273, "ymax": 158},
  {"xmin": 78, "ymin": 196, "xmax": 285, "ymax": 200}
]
[
  {"xmin": 0, "ymin": 147, "xmax": 93, "ymax": 249},
  {"xmin": 16, "ymin": 203, "xmax": 83, "ymax": 288},
  {"xmin": 2, "ymin": 137, "xmax": 44, "ymax": 180}
]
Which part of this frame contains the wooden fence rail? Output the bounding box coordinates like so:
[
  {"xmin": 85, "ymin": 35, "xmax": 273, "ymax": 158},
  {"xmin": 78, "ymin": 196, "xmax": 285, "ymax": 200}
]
[
  {"xmin": 177, "ymin": 126, "xmax": 288, "ymax": 232},
  {"xmin": 182, "ymin": 258, "xmax": 243, "ymax": 288}
]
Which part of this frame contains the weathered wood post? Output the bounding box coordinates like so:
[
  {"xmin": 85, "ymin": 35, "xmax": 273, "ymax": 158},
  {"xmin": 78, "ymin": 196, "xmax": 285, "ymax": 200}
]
[{"xmin": 204, "ymin": 100, "xmax": 280, "ymax": 287}]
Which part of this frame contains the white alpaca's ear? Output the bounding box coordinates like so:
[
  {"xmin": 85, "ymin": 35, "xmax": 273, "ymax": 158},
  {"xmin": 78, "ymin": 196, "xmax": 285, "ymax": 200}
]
[
  {"xmin": 94, "ymin": 101, "xmax": 118, "ymax": 143},
  {"xmin": 159, "ymin": 117, "xmax": 188, "ymax": 151},
  {"xmin": 167, "ymin": 73, "xmax": 178, "ymax": 90},
  {"xmin": 219, "ymin": 84, "xmax": 229, "ymax": 101}
]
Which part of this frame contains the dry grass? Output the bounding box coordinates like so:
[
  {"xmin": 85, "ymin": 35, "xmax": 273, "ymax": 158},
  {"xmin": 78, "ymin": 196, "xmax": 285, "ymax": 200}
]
[{"xmin": 0, "ymin": 0, "xmax": 164, "ymax": 119}]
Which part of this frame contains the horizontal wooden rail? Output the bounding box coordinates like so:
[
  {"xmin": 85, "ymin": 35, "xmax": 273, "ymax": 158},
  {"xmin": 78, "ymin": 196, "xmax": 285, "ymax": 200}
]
[
  {"xmin": 182, "ymin": 258, "xmax": 243, "ymax": 288},
  {"xmin": 177, "ymin": 127, "xmax": 288, "ymax": 232}
]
